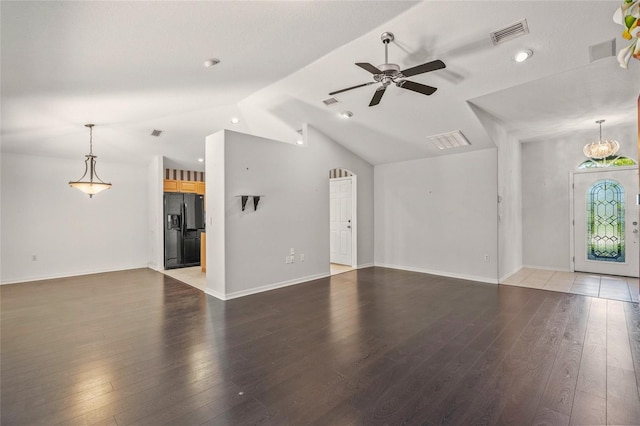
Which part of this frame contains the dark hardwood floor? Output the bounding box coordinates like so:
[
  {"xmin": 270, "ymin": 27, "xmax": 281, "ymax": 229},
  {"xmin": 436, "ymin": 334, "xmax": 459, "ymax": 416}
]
[{"xmin": 2, "ymin": 267, "xmax": 640, "ymax": 425}]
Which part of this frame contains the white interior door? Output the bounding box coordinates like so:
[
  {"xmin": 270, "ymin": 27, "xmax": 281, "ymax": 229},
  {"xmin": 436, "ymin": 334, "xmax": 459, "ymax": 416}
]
[
  {"xmin": 330, "ymin": 177, "xmax": 352, "ymax": 265},
  {"xmin": 574, "ymin": 168, "xmax": 639, "ymax": 277}
]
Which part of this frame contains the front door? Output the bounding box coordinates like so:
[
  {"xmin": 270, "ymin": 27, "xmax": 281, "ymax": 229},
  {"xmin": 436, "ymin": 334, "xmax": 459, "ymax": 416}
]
[
  {"xmin": 573, "ymin": 168, "xmax": 639, "ymax": 277},
  {"xmin": 330, "ymin": 177, "xmax": 352, "ymax": 265}
]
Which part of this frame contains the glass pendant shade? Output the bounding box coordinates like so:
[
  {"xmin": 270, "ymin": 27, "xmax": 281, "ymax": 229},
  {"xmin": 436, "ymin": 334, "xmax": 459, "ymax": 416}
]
[
  {"xmin": 583, "ymin": 120, "xmax": 620, "ymax": 160},
  {"xmin": 69, "ymin": 124, "xmax": 112, "ymax": 198}
]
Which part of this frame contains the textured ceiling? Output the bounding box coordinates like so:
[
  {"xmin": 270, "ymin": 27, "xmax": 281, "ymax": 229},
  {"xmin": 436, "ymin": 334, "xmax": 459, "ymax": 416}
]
[{"xmin": 1, "ymin": 1, "xmax": 637, "ymax": 169}]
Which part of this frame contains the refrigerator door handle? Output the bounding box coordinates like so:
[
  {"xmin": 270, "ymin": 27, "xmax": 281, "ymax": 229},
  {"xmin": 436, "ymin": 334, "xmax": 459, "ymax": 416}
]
[{"xmin": 182, "ymin": 203, "xmax": 187, "ymax": 235}]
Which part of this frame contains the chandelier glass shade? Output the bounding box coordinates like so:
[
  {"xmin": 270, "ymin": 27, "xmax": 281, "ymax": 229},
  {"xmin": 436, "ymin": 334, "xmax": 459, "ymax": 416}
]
[
  {"xmin": 582, "ymin": 119, "xmax": 620, "ymax": 160},
  {"xmin": 69, "ymin": 124, "xmax": 112, "ymax": 198}
]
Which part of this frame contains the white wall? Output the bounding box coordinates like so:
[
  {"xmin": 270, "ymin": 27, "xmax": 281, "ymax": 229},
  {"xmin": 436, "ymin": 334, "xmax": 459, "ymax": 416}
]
[
  {"xmin": 147, "ymin": 155, "xmax": 164, "ymax": 271},
  {"xmin": 522, "ymin": 123, "xmax": 638, "ymax": 270},
  {"xmin": 205, "ymin": 131, "xmax": 226, "ymax": 298},
  {"xmin": 374, "ymin": 148, "xmax": 499, "ymax": 283},
  {"xmin": 1, "ymin": 152, "xmax": 149, "ymax": 284},
  {"xmin": 205, "ymin": 125, "xmax": 374, "ymax": 299},
  {"xmin": 471, "ymin": 105, "xmax": 523, "ymax": 280}
]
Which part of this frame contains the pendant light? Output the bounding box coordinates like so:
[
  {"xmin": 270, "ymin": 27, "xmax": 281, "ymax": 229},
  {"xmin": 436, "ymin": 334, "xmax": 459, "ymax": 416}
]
[
  {"xmin": 582, "ymin": 119, "xmax": 620, "ymax": 160},
  {"xmin": 69, "ymin": 124, "xmax": 112, "ymax": 197}
]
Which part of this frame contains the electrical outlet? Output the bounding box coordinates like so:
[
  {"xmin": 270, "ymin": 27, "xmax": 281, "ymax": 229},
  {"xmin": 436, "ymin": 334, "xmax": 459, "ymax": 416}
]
[
  {"xmin": 290, "ymin": 248, "xmax": 295, "ymax": 255},
  {"xmin": 300, "ymin": 254, "xmax": 305, "ymax": 262},
  {"xmin": 290, "ymin": 256, "xmax": 295, "ymax": 263},
  {"xmin": 484, "ymin": 254, "xmax": 490, "ymax": 262}
]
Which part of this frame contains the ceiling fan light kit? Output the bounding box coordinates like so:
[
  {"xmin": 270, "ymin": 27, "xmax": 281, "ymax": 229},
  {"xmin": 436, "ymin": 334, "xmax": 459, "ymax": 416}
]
[{"xmin": 329, "ymin": 31, "xmax": 446, "ymax": 107}]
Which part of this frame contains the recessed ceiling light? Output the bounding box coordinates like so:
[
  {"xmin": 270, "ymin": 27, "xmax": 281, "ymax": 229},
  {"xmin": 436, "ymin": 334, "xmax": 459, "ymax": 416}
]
[
  {"xmin": 230, "ymin": 117, "xmax": 240, "ymax": 124},
  {"xmin": 197, "ymin": 158, "xmax": 204, "ymax": 162},
  {"xmin": 340, "ymin": 111, "xmax": 353, "ymax": 119},
  {"xmin": 296, "ymin": 139, "xmax": 304, "ymax": 145},
  {"xmin": 514, "ymin": 49, "xmax": 533, "ymax": 63},
  {"xmin": 203, "ymin": 58, "xmax": 220, "ymax": 68}
]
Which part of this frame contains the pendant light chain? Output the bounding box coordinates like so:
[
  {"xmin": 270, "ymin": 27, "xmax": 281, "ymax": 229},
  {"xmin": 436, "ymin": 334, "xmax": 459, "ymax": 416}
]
[
  {"xmin": 89, "ymin": 125, "xmax": 93, "ymax": 156},
  {"xmin": 86, "ymin": 123, "xmax": 94, "ymax": 156}
]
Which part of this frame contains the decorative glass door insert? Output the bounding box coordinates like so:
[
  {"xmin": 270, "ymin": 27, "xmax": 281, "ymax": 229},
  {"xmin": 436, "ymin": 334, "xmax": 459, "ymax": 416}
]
[{"xmin": 586, "ymin": 179, "xmax": 624, "ymax": 263}]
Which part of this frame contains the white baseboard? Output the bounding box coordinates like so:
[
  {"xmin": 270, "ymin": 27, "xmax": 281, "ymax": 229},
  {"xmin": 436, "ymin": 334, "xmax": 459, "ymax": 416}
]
[
  {"xmin": 522, "ymin": 264, "xmax": 572, "ymax": 273},
  {"xmin": 204, "ymin": 287, "xmax": 227, "ymax": 300},
  {"xmin": 0, "ymin": 264, "xmax": 149, "ymax": 285},
  {"xmin": 356, "ymin": 263, "xmax": 374, "ymax": 269},
  {"xmin": 375, "ymin": 263, "xmax": 498, "ymax": 285},
  {"xmin": 499, "ymin": 265, "xmax": 523, "ymax": 283},
  {"xmin": 205, "ymin": 271, "xmax": 332, "ymax": 301}
]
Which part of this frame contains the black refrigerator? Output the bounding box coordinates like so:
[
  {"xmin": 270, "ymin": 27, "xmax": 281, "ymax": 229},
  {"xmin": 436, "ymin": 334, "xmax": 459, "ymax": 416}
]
[{"xmin": 164, "ymin": 193, "xmax": 205, "ymax": 269}]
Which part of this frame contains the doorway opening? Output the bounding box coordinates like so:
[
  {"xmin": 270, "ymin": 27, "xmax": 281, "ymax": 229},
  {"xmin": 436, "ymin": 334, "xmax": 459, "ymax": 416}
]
[{"xmin": 329, "ymin": 168, "xmax": 357, "ymax": 276}]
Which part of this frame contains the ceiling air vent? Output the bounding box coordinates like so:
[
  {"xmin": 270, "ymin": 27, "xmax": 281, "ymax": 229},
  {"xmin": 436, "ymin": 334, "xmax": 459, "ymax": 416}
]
[
  {"xmin": 428, "ymin": 130, "xmax": 471, "ymax": 150},
  {"xmin": 322, "ymin": 97, "xmax": 340, "ymax": 106},
  {"xmin": 150, "ymin": 129, "xmax": 163, "ymax": 137},
  {"xmin": 490, "ymin": 19, "xmax": 529, "ymax": 45},
  {"xmin": 589, "ymin": 38, "xmax": 616, "ymax": 63}
]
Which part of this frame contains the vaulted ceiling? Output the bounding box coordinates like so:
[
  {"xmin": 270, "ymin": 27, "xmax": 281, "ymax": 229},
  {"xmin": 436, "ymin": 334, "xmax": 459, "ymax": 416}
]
[{"xmin": 2, "ymin": 1, "xmax": 638, "ymax": 169}]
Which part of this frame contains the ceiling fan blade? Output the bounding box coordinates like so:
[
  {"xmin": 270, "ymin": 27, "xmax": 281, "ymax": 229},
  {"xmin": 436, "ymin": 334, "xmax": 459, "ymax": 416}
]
[
  {"xmin": 329, "ymin": 81, "xmax": 376, "ymax": 96},
  {"xmin": 400, "ymin": 59, "xmax": 446, "ymax": 77},
  {"xmin": 369, "ymin": 86, "xmax": 386, "ymax": 107},
  {"xmin": 397, "ymin": 80, "xmax": 437, "ymax": 96},
  {"xmin": 356, "ymin": 62, "xmax": 382, "ymax": 74}
]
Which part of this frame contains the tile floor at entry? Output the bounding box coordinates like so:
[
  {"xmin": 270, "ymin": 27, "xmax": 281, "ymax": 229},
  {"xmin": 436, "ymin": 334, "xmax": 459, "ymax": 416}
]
[{"xmin": 503, "ymin": 268, "xmax": 639, "ymax": 303}]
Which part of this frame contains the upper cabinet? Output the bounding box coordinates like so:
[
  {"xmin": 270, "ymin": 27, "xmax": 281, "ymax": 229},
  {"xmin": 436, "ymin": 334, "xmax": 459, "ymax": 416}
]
[
  {"xmin": 163, "ymin": 179, "xmax": 179, "ymax": 192},
  {"xmin": 164, "ymin": 168, "xmax": 205, "ymax": 194},
  {"xmin": 179, "ymin": 180, "xmax": 198, "ymax": 193}
]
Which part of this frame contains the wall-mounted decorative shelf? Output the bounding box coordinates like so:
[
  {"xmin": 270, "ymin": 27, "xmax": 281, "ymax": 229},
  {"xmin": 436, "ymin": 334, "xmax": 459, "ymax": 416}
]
[{"xmin": 235, "ymin": 195, "xmax": 264, "ymax": 211}]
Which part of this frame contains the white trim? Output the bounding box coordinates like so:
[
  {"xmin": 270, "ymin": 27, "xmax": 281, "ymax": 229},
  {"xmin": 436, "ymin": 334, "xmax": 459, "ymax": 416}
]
[
  {"xmin": 204, "ymin": 287, "xmax": 227, "ymax": 300},
  {"xmin": 0, "ymin": 265, "xmax": 148, "ymax": 285},
  {"xmin": 356, "ymin": 263, "xmax": 374, "ymax": 269},
  {"xmin": 205, "ymin": 272, "xmax": 332, "ymax": 301},
  {"xmin": 499, "ymin": 264, "xmax": 524, "ymax": 283},
  {"xmin": 521, "ymin": 264, "xmax": 572, "ymax": 272},
  {"xmin": 374, "ymin": 263, "xmax": 498, "ymax": 284},
  {"xmin": 569, "ymin": 170, "xmax": 575, "ymax": 272}
]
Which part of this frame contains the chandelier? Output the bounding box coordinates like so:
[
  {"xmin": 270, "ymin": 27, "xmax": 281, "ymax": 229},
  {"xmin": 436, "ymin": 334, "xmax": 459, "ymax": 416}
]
[
  {"xmin": 583, "ymin": 119, "xmax": 620, "ymax": 160},
  {"xmin": 69, "ymin": 124, "xmax": 112, "ymax": 198}
]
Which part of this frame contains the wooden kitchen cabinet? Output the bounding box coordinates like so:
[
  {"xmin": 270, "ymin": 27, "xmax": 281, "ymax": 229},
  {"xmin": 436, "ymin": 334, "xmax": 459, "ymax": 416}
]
[
  {"xmin": 163, "ymin": 180, "xmax": 205, "ymax": 194},
  {"xmin": 163, "ymin": 179, "xmax": 179, "ymax": 192},
  {"xmin": 179, "ymin": 180, "xmax": 198, "ymax": 193}
]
